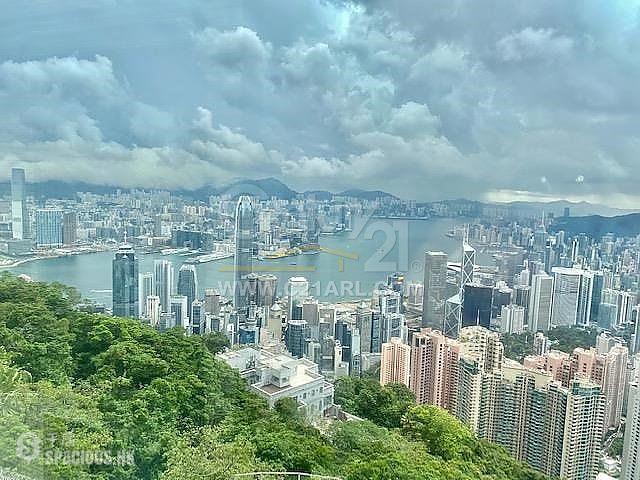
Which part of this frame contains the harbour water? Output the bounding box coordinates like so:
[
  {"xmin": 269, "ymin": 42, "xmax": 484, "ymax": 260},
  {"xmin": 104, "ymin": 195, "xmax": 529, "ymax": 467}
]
[{"xmin": 7, "ymin": 218, "xmax": 489, "ymax": 306}]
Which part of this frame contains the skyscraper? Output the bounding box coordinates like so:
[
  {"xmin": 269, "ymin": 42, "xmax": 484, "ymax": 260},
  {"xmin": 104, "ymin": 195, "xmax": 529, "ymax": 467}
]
[
  {"xmin": 551, "ymin": 267, "xmax": 593, "ymax": 327},
  {"xmin": 177, "ymin": 264, "xmax": 198, "ymax": 317},
  {"xmin": 62, "ymin": 211, "xmax": 78, "ymax": 245},
  {"xmin": 622, "ymin": 382, "xmax": 640, "ymax": 480},
  {"xmin": 462, "ymin": 283, "xmax": 493, "ymax": 328},
  {"xmin": 35, "ymin": 208, "xmax": 63, "ymax": 247},
  {"xmin": 422, "ymin": 251, "xmax": 448, "ymax": 329},
  {"xmin": 11, "ymin": 167, "xmax": 28, "ymax": 240},
  {"xmin": 153, "ymin": 259, "xmax": 173, "ymax": 313},
  {"xmin": 409, "ymin": 328, "xmax": 461, "ymax": 411},
  {"xmin": 461, "ymin": 241, "xmax": 475, "ymax": 289},
  {"xmin": 112, "ymin": 244, "xmax": 139, "ymax": 318},
  {"xmin": 138, "ymin": 272, "xmax": 153, "ymax": 318},
  {"xmin": 380, "ymin": 337, "xmax": 411, "ymax": 387},
  {"xmin": 234, "ymin": 195, "xmax": 254, "ymax": 313},
  {"xmin": 529, "ymin": 273, "xmax": 553, "ymax": 332},
  {"xmin": 170, "ymin": 295, "xmax": 188, "ymax": 329},
  {"xmin": 287, "ymin": 276, "xmax": 309, "ymax": 321}
]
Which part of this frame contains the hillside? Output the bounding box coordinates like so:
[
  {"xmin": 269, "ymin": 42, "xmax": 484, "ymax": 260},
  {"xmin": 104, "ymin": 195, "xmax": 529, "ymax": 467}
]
[
  {"xmin": 551, "ymin": 213, "xmax": 640, "ymax": 237},
  {"xmin": 0, "ymin": 274, "xmax": 545, "ymax": 480}
]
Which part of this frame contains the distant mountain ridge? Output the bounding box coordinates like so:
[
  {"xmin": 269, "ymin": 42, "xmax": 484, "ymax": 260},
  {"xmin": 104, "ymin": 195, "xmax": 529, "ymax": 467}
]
[
  {"xmin": 550, "ymin": 213, "xmax": 640, "ymax": 237},
  {"xmin": 0, "ymin": 177, "xmax": 398, "ymax": 202}
]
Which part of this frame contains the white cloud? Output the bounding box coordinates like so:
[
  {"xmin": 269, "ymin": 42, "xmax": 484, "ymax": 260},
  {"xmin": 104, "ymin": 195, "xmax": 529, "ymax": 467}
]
[{"xmin": 496, "ymin": 27, "xmax": 574, "ymax": 62}]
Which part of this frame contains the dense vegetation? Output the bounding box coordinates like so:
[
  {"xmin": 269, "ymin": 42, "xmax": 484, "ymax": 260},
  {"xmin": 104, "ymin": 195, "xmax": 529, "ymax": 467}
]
[
  {"xmin": 502, "ymin": 325, "xmax": 598, "ymax": 361},
  {"xmin": 0, "ymin": 273, "xmax": 545, "ymax": 479}
]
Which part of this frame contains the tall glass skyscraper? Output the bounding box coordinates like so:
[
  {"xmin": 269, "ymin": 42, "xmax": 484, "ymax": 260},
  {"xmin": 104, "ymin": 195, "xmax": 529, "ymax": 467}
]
[
  {"xmin": 112, "ymin": 244, "xmax": 139, "ymax": 318},
  {"xmin": 11, "ymin": 167, "xmax": 29, "ymax": 240},
  {"xmin": 153, "ymin": 260, "xmax": 173, "ymax": 313},
  {"xmin": 35, "ymin": 209, "xmax": 64, "ymax": 247},
  {"xmin": 177, "ymin": 264, "xmax": 198, "ymax": 318},
  {"xmin": 234, "ymin": 195, "xmax": 254, "ymax": 313}
]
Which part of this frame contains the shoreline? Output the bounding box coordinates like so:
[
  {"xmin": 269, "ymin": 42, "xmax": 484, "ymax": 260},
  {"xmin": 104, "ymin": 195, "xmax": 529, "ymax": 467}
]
[{"xmin": 0, "ymin": 247, "xmax": 114, "ymax": 270}]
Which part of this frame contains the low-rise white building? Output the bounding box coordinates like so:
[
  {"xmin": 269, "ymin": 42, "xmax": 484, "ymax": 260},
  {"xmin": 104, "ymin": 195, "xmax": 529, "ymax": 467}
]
[{"xmin": 218, "ymin": 347, "xmax": 334, "ymax": 420}]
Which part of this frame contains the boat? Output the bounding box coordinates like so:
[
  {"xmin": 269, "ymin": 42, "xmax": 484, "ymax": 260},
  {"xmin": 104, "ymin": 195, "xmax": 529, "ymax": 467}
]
[{"xmin": 185, "ymin": 252, "xmax": 234, "ymax": 264}]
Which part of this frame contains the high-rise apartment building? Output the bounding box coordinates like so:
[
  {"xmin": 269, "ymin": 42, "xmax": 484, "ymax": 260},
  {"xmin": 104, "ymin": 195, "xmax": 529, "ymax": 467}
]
[
  {"xmin": 409, "ymin": 328, "xmax": 460, "ymax": 411},
  {"xmin": 380, "ymin": 337, "xmax": 411, "ymax": 387},
  {"xmin": 112, "ymin": 244, "xmax": 139, "ymax": 318},
  {"xmin": 422, "ymin": 251, "xmax": 448, "ymax": 330}
]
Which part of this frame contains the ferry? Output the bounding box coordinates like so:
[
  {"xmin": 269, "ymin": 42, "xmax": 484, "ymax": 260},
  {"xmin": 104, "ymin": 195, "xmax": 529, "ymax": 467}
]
[{"xmin": 185, "ymin": 252, "xmax": 234, "ymax": 264}]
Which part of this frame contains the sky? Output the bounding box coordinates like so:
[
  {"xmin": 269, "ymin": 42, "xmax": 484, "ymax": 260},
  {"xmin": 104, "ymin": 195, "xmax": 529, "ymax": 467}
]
[{"xmin": 1, "ymin": 0, "xmax": 640, "ymax": 207}]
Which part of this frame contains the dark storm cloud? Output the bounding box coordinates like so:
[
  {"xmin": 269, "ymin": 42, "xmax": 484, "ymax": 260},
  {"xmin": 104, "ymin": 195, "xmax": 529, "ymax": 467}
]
[{"xmin": 0, "ymin": 0, "xmax": 639, "ymax": 206}]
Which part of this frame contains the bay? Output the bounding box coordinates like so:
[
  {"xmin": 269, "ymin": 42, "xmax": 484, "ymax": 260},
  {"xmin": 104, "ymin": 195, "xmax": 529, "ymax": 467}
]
[{"xmin": 7, "ymin": 218, "xmax": 488, "ymax": 306}]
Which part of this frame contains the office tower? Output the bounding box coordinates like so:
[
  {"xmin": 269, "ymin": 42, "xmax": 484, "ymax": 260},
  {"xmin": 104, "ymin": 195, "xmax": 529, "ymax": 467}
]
[
  {"xmin": 560, "ymin": 381, "xmax": 604, "ymax": 480},
  {"xmin": 590, "ymin": 271, "xmax": 604, "ymax": 324},
  {"xmin": 409, "ymin": 328, "xmax": 460, "ymax": 411},
  {"xmin": 190, "ymin": 300, "xmax": 203, "ymax": 335},
  {"xmin": 406, "ymin": 282, "xmax": 423, "ymax": 306},
  {"xmin": 422, "ymin": 251, "xmax": 448, "ymax": 329},
  {"xmin": 622, "ymin": 382, "xmax": 640, "ymax": 480},
  {"xmin": 444, "ymin": 293, "xmax": 463, "ymax": 338},
  {"xmin": 158, "ymin": 312, "xmax": 176, "ymax": 332},
  {"xmin": 204, "ymin": 288, "xmax": 220, "ymax": 317},
  {"xmin": 285, "ymin": 319, "xmax": 308, "ymax": 358},
  {"xmin": 551, "ymin": 267, "xmax": 593, "ymax": 327},
  {"xmin": 10, "ymin": 167, "xmax": 28, "ymax": 240},
  {"xmin": 287, "ymin": 276, "xmax": 309, "ymax": 320},
  {"xmin": 153, "ymin": 260, "xmax": 173, "ymax": 313},
  {"xmin": 529, "ymin": 273, "xmax": 553, "ymax": 332},
  {"xmin": 170, "ymin": 295, "xmax": 188, "ymax": 329},
  {"xmin": 302, "ymin": 297, "xmax": 319, "ymax": 339},
  {"xmin": 234, "ymin": 195, "xmax": 254, "ymax": 313},
  {"xmin": 492, "ymin": 284, "xmax": 512, "ymax": 319},
  {"xmin": 112, "ymin": 244, "xmax": 139, "ymax": 318},
  {"xmin": 62, "ymin": 211, "xmax": 78, "ymax": 245},
  {"xmin": 514, "ymin": 285, "xmax": 531, "ymax": 325},
  {"xmin": 462, "ymin": 283, "xmax": 493, "ymax": 328},
  {"xmin": 501, "ymin": 305, "xmax": 525, "ymax": 334},
  {"xmin": 374, "ymin": 287, "xmax": 405, "ymax": 343},
  {"xmin": 380, "ymin": 337, "xmax": 411, "ymax": 387},
  {"xmin": 256, "ymin": 273, "xmax": 277, "ymax": 307},
  {"xmin": 35, "ymin": 208, "xmax": 63, "ymax": 247},
  {"xmin": 461, "ymin": 240, "xmax": 475, "ymax": 283},
  {"xmin": 137, "ymin": 272, "xmax": 153, "ymax": 318},
  {"xmin": 177, "ymin": 264, "xmax": 198, "ymax": 317},
  {"xmin": 146, "ymin": 295, "xmax": 161, "ymax": 327}
]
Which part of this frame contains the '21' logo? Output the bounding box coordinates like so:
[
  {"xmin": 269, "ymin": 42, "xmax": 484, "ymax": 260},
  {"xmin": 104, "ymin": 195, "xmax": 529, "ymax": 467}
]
[{"xmin": 350, "ymin": 212, "xmax": 408, "ymax": 272}]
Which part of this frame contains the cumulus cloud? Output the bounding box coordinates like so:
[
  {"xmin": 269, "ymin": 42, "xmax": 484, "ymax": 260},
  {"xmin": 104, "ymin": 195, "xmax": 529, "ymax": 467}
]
[
  {"xmin": 496, "ymin": 28, "xmax": 574, "ymax": 62},
  {"xmin": 0, "ymin": 0, "xmax": 639, "ymax": 206},
  {"xmin": 193, "ymin": 26, "xmax": 272, "ymax": 72}
]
